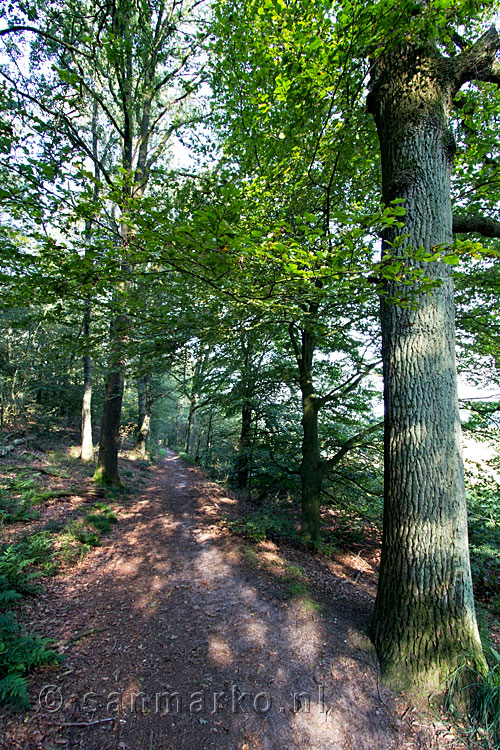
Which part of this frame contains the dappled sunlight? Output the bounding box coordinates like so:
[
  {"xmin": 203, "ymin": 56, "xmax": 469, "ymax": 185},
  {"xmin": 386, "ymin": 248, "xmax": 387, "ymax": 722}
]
[
  {"xmin": 4, "ymin": 454, "xmax": 432, "ymax": 750},
  {"xmin": 240, "ymin": 614, "xmax": 269, "ymax": 644},
  {"xmin": 282, "ymin": 602, "xmax": 323, "ymax": 661},
  {"xmin": 208, "ymin": 635, "xmax": 234, "ymax": 667}
]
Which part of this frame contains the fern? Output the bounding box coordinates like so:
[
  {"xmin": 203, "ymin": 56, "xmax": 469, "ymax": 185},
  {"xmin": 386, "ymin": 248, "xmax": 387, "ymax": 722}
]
[
  {"xmin": 0, "ymin": 674, "xmax": 30, "ymax": 709},
  {"xmin": 0, "ymin": 589, "xmax": 22, "ymax": 605},
  {"xmin": 0, "ymin": 532, "xmax": 62, "ymax": 709},
  {"xmin": 0, "ymin": 612, "xmax": 62, "ymax": 709}
]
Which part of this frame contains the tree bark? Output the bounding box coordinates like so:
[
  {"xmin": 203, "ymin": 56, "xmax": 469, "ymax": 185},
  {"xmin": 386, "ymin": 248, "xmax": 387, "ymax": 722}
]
[
  {"xmin": 136, "ymin": 373, "xmax": 152, "ymax": 458},
  {"xmin": 290, "ymin": 323, "xmax": 322, "ymax": 547},
  {"xmin": 94, "ymin": 315, "xmax": 127, "ymax": 486},
  {"xmin": 368, "ymin": 42, "xmax": 486, "ymax": 693},
  {"xmin": 185, "ymin": 398, "xmax": 196, "ymax": 454},
  {"xmin": 80, "ymin": 299, "xmax": 93, "ymax": 461},
  {"xmin": 236, "ymin": 400, "xmax": 252, "ymax": 489}
]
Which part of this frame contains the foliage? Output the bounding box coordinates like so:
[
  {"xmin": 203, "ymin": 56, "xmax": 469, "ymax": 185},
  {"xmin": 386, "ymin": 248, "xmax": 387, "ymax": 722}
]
[
  {"xmin": 56, "ymin": 519, "xmax": 100, "ymax": 563},
  {"xmin": 178, "ymin": 452, "xmax": 197, "ymax": 465},
  {"xmin": 221, "ymin": 500, "xmax": 300, "ymax": 543},
  {"xmin": 0, "ymin": 532, "xmax": 53, "ymax": 599},
  {"xmin": 0, "ymin": 471, "xmax": 41, "ymax": 524},
  {"xmin": 0, "ymin": 532, "xmax": 61, "ymax": 708},
  {"xmin": 0, "ymin": 612, "xmax": 62, "ymax": 709},
  {"xmin": 467, "ymin": 471, "xmax": 500, "ymax": 603},
  {"xmin": 440, "ymin": 646, "xmax": 500, "ymax": 749}
]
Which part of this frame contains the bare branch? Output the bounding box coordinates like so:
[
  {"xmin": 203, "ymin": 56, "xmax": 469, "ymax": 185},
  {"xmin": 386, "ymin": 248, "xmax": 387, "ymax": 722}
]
[{"xmin": 0, "ymin": 25, "xmax": 92, "ymax": 59}]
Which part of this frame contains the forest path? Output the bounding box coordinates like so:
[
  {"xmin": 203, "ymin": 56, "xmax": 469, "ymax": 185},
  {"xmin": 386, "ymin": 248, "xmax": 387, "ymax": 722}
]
[{"xmin": 3, "ymin": 452, "xmax": 452, "ymax": 749}]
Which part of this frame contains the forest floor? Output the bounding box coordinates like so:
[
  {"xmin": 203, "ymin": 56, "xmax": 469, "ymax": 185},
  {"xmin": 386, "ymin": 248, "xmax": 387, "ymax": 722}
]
[{"xmin": 0, "ymin": 446, "xmax": 486, "ymax": 749}]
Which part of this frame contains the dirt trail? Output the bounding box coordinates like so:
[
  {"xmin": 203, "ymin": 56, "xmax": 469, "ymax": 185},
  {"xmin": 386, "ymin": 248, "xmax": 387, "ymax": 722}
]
[{"xmin": 1, "ymin": 453, "xmax": 454, "ymax": 749}]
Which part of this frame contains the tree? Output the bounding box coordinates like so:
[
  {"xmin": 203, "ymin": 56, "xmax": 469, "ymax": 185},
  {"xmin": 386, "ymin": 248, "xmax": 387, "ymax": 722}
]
[
  {"xmin": 367, "ymin": 10, "xmax": 500, "ymax": 692},
  {"xmin": 1, "ymin": 0, "xmax": 205, "ymax": 484},
  {"xmin": 208, "ymin": 0, "xmax": 386, "ymax": 543},
  {"xmin": 209, "ymin": 0, "xmax": 500, "ymax": 693}
]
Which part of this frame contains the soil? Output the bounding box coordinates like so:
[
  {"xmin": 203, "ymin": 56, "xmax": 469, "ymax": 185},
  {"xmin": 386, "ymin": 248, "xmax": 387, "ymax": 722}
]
[{"xmin": 0, "ymin": 451, "xmax": 463, "ymax": 749}]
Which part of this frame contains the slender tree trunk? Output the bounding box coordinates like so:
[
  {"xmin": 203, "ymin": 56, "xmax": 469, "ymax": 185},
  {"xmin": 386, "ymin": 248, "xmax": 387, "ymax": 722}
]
[
  {"xmin": 236, "ymin": 334, "xmax": 254, "ymax": 490},
  {"xmin": 296, "ymin": 326, "xmax": 322, "ymax": 547},
  {"xmin": 136, "ymin": 373, "xmax": 152, "ymax": 458},
  {"xmin": 185, "ymin": 399, "xmax": 196, "ymax": 454},
  {"xmin": 80, "ymin": 99, "xmax": 98, "ymax": 461},
  {"xmin": 94, "ymin": 315, "xmax": 127, "ymax": 486},
  {"xmin": 236, "ymin": 401, "xmax": 252, "ymax": 489},
  {"xmin": 80, "ymin": 299, "xmax": 93, "ymax": 461},
  {"xmin": 300, "ymin": 387, "xmax": 322, "ymax": 545},
  {"xmin": 368, "ymin": 44, "xmax": 486, "ymax": 693},
  {"xmin": 206, "ymin": 411, "xmax": 213, "ymax": 462},
  {"xmin": 195, "ymin": 430, "xmax": 203, "ymax": 462}
]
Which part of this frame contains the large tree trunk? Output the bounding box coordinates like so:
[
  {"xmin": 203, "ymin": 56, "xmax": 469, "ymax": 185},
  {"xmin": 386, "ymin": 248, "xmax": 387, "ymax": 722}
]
[
  {"xmin": 80, "ymin": 299, "xmax": 93, "ymax": 461},
  {"xmin": 94, "ymin": 315, "xmax": 127, "ymax": 486},
  {"xmin": 368, "ymin": 44, "xmax": 485, "ymax": 693},
  {"xmin": 136, "ymin": 373, "xmax": 152, "ymax": 458}
]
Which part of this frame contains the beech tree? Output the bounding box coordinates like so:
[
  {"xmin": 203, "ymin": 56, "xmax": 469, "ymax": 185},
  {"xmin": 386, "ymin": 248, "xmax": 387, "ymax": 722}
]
[{"xmin": 1, "ymin": 0, "xmax": 205, "ymax": 484}]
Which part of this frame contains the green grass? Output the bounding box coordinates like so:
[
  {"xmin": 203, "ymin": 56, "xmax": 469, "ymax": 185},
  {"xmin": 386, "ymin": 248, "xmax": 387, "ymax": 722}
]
[
  {"xmin": 178, "ymin": 451, "xmax": 196, "ymax": 464},
  {"xmin": 84, "ymin": 503, "xmax": 117, "ymax": 534},
  {"xmin": 439, "ymin": 646, "xmax": 500, "ymax": 749},
  {"xmin": 56, "ymin": 519, "xmax": 101, "ymax": 563},
  {"xmin": 221, "ymin": 502, "xmax": 300, "ymax": 544}
]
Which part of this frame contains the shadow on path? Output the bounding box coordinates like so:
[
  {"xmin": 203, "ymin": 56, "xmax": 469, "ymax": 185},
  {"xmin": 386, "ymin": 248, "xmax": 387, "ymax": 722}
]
[{"xmin": 2, "ymin": 453, "xmax": 445, "ymax": 750}]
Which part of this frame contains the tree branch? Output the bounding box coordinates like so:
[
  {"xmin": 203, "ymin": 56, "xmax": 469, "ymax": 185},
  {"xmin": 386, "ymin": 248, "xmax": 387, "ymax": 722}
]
[
  {"xmin": 451, "ymin": 26, "xmax": 500, "ymax": 92},
  {"xmin": 318, "ymin": 360, "xmax": 381, "ymax": 408},
  {"xmin": 0, "ymin": 26, "xmax": 92, "ymax": 59},
  {"xmin": 321, "ymin": 421, "xmax": 383, "ymax": 477},
  {"xmin": 453, "ymin": 214, "xmax": 500, "ymax": 238},
  {"xmin": 328, "ymin": 471, "xmax": 383, "ymax": 498}
]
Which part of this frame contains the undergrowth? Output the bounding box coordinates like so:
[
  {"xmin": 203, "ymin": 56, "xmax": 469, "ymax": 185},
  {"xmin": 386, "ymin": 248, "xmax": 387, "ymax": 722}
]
[
  {"xmin": 0, "ymin": 533, "xmax": 62, "ymax": 707},
  {"xmin": 221, "ymin": 497, "xmax": 377, "ymax": 555},
  {"xmin": 221, "ymin": 502, "xmax": 299, "ymax": 544},
  {"xmin": 438, "ymin": 645, "xmax": 500, "ymax": 749},
  {"xmin": 0, "ymin": 612, "xmax": 63, "ymax": 709},
  {"xmin": 56, "ymin": 504, "xmax": 117, "ymax": 563},
  {"xmin": 0, "ymin": 470, "xmax": 44, "ymax": 524},
  {"xmin": 178, "ymin": 451, "xmax": 196, "ymax": 465},
  {"xmin": 467, "ymin": 473, "xmax": 500, "ymax": 608},
  {"xmin": 0, "ymin": 459, "xmax": 121, "ymax": 708}
]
